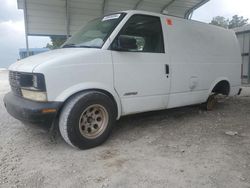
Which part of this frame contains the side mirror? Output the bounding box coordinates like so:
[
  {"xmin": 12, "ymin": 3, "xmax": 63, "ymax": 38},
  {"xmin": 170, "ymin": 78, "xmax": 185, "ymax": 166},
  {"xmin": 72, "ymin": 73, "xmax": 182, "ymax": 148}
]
[{"xmin": 113, "ymin": 35, "xmax": 137, "ymax": 51}]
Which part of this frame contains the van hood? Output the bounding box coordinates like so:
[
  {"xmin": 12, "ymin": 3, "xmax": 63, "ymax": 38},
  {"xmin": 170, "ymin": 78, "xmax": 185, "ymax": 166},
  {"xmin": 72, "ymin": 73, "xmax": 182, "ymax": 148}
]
[{"xmin": 9, "ymin": 48, "xmax": 96, "ymax": 72}]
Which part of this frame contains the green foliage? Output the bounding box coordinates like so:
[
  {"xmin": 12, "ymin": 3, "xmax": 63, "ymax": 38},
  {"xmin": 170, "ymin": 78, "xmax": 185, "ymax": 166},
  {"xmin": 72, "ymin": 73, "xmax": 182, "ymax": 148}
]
[
  {"xmin": 210, "ymin": 16, "xmax": 229, "ymax": 28},
  {"xmin": 46, "ymin": 36, "xmax": 67, "ymax": 49},
  {"xmin": 228, "ymin": 15, "xmax": 249, "ymax": 29},
  {"xmin": 210, "ymin": 15, "xmax": 248, "ymax": 29}
]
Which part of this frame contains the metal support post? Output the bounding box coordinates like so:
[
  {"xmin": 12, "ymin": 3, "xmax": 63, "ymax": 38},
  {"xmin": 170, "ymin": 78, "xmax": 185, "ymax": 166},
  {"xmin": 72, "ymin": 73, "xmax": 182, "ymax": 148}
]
[
  {"xmin": 248, "ymin": 36, "xmax": 250, "ymax": 83},
  {"xmin": 23, "ymin": 0, "xmax": 29, "ymax": 57},
  {"xmin": 66, "ymin": 0, "xmax": 70, "ymax": 38}
]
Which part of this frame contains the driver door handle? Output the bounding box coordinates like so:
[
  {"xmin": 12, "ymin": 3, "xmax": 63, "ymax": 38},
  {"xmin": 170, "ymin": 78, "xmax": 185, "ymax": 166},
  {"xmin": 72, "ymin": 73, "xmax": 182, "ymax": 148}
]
[{"xmin": 165, "ymin": 64, "xmax": 169, "ymax": 78}]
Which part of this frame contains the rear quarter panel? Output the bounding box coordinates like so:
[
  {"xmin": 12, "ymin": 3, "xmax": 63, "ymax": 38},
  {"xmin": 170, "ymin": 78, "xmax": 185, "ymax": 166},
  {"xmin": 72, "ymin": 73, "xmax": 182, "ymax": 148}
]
[{"xmin": 163, "ymin": 17, "xmax": 241, "ymax": 108}]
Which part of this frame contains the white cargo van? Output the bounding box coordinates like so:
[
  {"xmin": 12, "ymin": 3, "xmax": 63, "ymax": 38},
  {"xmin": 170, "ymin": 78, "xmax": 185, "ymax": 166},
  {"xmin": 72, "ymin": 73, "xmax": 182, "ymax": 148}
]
[{"xmin": 4, "ymin": 10, "xmax": 241, "ymax": 149}]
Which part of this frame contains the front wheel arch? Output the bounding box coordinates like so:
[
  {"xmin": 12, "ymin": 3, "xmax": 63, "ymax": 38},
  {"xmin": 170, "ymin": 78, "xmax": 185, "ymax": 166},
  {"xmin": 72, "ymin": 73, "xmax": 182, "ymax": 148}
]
[{"xmin": 58, "ymin": 89, "xmax": 119, "ymax": 120}]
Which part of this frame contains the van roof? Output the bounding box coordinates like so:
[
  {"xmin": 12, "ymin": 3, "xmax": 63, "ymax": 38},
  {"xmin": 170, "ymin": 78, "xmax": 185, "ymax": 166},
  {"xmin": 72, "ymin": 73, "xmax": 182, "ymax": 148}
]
[{"xmin": 113, "ymin": 10, "xmax": 177, "ymax": 18}]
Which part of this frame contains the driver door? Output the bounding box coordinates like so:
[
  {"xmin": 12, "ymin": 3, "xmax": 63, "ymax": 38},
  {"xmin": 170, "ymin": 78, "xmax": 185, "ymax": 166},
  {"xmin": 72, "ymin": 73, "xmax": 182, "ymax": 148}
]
[{"xmin": 110, "ymin": 14, "xmax": 171, "ymax": 115}]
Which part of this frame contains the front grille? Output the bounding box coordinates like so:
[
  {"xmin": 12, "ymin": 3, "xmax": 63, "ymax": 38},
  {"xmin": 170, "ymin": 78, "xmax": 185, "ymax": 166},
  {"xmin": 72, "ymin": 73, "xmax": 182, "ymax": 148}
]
[{"xmin": 9, "ymin": 71, "xmax": 22, "ymax": 96}]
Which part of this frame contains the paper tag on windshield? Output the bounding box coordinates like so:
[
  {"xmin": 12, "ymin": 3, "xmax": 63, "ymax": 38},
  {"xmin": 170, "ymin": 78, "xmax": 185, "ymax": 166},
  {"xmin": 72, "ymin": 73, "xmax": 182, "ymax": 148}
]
[{"xmin": 102, "ymin": 14, "xmax": 121, "ymax": 21}]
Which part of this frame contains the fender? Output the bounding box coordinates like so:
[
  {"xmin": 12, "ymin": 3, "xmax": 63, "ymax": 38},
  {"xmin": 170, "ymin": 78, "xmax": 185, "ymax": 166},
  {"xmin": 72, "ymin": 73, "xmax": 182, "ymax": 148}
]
[
  {"xmin": 208, "ymin": 77, "xmax": 230, "ymax": 96},
  {"xmin": 55, "ymin": 82, "xmax": 122, "ymax": 119}
]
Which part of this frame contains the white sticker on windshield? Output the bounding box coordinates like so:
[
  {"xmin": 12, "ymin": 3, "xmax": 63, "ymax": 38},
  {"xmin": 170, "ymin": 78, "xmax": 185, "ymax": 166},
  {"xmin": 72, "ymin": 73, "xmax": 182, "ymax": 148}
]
[{"xmin": 102, "ymin": 14, "xmax": 121, "ymax": 21}]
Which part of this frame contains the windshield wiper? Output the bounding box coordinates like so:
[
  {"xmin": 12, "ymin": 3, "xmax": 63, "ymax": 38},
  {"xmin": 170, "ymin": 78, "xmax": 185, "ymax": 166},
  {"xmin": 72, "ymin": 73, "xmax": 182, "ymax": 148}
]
[
  {"xmin": 62, "ymin": 44, "xmax": 100, "ymax": 49},
  {"xmin": 62, "ymin": 44, "xmax": 77, "ymax": 48},
  {"xmin": 77, "ymin": 45, "xmax": 99, "ymax": 48}
]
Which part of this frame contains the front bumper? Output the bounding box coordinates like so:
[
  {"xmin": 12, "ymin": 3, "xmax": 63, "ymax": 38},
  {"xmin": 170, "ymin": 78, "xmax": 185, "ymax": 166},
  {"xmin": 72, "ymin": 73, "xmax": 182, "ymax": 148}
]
[{"xmin": 3, "ymin": 92, "xmax": 62, "ymax": 124}]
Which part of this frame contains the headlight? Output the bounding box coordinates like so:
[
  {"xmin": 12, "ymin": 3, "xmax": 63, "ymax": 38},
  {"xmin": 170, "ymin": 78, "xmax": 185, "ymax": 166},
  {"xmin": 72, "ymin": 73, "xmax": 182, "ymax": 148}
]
[
  {"xmin": 21, "ymin": 89, "xmax": 47, "ymax": 101},
  {"xmin": 19, "ymin": 73, "xmax": 47, "ymax": 101},
  {"xmin": 20, "ymin": 73, "xmax": 46, "ymax": 91}
]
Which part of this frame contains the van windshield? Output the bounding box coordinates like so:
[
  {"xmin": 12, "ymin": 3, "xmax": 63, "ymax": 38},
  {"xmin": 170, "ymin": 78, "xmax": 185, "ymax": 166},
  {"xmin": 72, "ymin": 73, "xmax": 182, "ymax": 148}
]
[{"xmin": 62, "ymin": 13, "xmax": 125, "ymax": 49}]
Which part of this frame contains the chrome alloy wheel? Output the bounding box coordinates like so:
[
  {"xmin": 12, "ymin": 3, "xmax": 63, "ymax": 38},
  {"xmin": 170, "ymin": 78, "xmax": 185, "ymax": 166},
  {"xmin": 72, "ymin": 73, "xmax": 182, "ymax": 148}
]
[{"xmin": 79, "ymin": 104, "xmax": 109, "ymax": 139}]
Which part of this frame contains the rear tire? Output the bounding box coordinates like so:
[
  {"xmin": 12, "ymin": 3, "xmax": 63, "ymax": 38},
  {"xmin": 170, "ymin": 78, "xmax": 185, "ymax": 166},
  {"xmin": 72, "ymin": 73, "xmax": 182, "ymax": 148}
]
[{"xmin": 59, "ymin": 91, "xmax": 116, "ymax": 149}]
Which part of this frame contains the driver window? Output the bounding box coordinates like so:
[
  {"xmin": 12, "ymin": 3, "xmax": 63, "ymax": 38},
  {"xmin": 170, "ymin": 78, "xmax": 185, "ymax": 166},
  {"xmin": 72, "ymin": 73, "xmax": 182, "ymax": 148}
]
[{"xmin": 114, "ymin": 14, "xmax": 164, "ymax": 53}]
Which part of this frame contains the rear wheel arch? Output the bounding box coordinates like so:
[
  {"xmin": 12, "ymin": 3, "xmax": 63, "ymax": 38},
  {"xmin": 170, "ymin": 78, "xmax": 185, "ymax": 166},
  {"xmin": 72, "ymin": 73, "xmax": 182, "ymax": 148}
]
[
  {"xmin": 211, "ymin": 80, "xmax": 230, "ymax": 96},
  {"xmin": 209, "ymin": 78, "xmax": 231, "ymax": 96},
  {"xmin": 203, "ymin": 79, "xmax": 230, "ymax": 111}
]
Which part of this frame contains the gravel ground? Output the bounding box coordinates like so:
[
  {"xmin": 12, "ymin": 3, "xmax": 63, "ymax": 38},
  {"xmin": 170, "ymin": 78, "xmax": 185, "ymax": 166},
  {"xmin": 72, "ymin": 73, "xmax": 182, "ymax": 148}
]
[{"xmin": 0, "ymin": 70, "xmax": 250, "ymax": 188}]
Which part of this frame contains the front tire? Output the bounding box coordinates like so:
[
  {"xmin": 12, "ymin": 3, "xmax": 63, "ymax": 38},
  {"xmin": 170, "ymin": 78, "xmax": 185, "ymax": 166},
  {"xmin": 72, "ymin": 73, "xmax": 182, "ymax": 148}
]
[{"xmin": 59, "ymin": 91, "xmax": 116, "ymax": 149}]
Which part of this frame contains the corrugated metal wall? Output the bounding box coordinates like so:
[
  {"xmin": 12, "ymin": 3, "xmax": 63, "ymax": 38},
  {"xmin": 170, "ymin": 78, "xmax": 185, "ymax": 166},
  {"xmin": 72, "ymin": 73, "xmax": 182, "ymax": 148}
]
[{"xmin": 235, "ymin": 25, "xmax": 250, "ymax": 84}]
